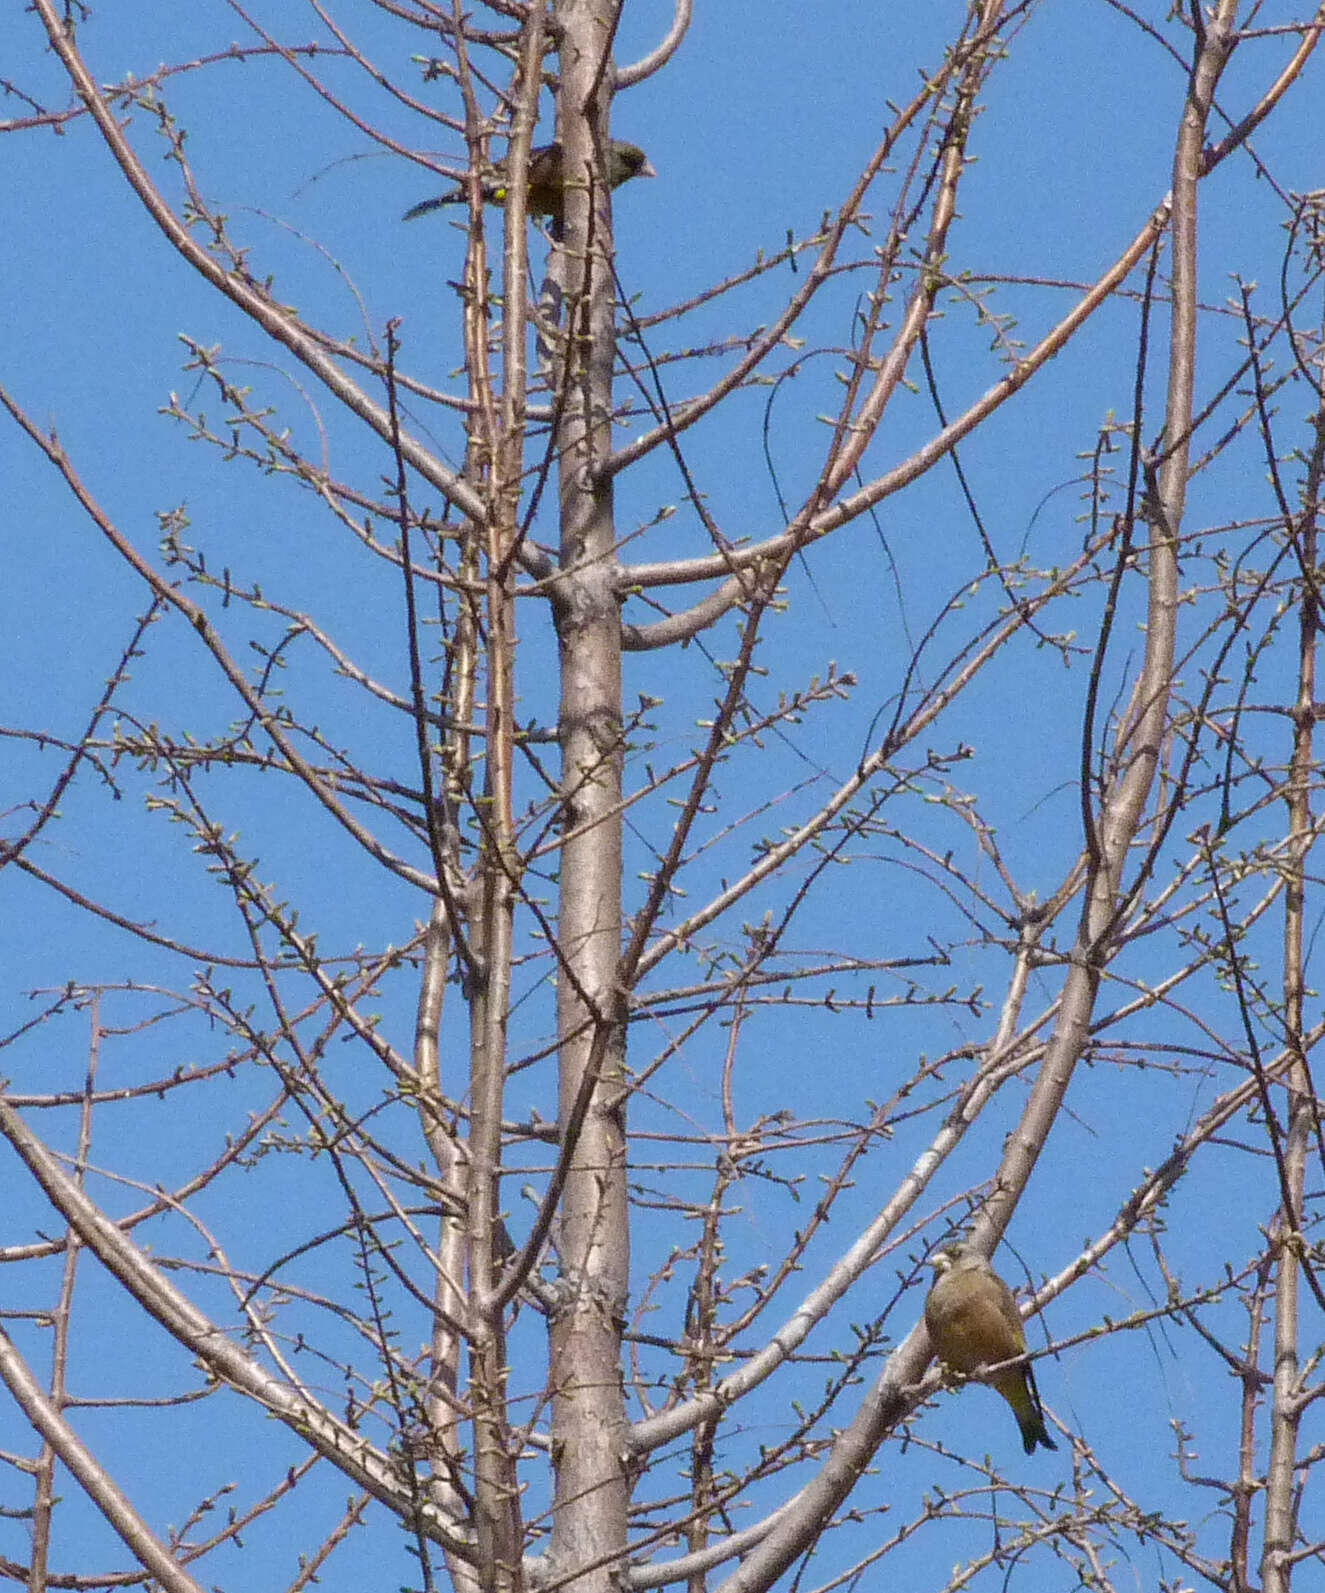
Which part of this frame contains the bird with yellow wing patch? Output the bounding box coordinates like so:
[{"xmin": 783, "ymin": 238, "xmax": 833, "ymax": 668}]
[
  {"xmin": 924, "ymin": 1242, "xmax": 1057, "ymax": 1454},
  {"xmin": 404, "ymin": 140, "xmax": 655, "ymax": 228}
]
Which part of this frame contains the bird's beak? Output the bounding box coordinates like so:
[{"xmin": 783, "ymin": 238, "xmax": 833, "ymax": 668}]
[{"xmin": 639, "ymin": 160, "xmax": 658, "ymax": 179}]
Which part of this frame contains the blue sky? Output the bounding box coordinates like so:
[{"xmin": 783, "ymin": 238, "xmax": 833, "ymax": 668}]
[{"xmin": 4, "ymin": 2, "xmax": 1325, "ymax": 1588}]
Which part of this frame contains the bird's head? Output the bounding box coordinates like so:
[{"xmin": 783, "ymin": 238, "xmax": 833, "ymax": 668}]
[
  {"xmin": 929, "ymin": 1240, "xmax": 981, "ymax": 1278},
  {"xmin": 609, "ymin": 141, "xmax": 657, "ymax": 186}
]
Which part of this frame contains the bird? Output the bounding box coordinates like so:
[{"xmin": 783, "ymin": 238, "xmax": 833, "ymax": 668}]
[
  {"xmin": 403, "ymin": 140, "xmax": 655, "ymax": 226},
  {"xmin": 924, "ymin": 1241, "xmax": 1057, "ymax": 1454}
]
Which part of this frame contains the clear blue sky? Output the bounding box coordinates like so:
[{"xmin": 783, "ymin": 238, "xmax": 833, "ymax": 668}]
[{"xmin": 4, "ymin": 2, "xmax": 1323, "ymax": 1587}]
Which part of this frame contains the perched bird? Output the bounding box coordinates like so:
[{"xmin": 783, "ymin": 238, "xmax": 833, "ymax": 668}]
[
  {"xmin": 924, "ymin": 1242, "xmax": 1057, "ymax": 1454},
  {"xmin": 403, "ymin": 140, "xmax": 655, "ymax": 226}
]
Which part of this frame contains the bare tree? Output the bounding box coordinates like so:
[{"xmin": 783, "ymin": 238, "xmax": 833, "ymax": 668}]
[{"xmin": 3, "ymin": 3, "xmax": 1325, "ymax": 1590}]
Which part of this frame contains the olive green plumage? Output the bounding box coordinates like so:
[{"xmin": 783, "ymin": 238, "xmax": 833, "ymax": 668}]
[
  {"xmin": 403, "ymin": 140, "xmax": 655, "ymax": 226},
  {"xmin": 925, "ymin": 1242, "xmax": 1057, "ymax": 1454}
]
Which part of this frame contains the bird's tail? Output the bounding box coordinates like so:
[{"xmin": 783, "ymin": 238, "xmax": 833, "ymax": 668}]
[
  {"xmin": 992, "ymin": 1364, "xmax": 1058, "ymax": 1454},
  {"xmin": 1016, "ymin": 1406, "xmax": 1058, "ymax": 1454},
  {"xmin": 1017, "ymin": 1363, "xmax": 1058, "ymax": 1453},
  {"xmin": 402, "ymin": 193, "xmax": 464, "ymax": 222}
]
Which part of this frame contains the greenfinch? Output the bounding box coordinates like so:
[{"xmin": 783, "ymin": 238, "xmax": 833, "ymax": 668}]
[
  {"xmin": 924, "ymin": 1242, "xmax": 1057, "ymax": 1454},
  {"xmin": 403, "ymin": 140, "xmax": 655, "ymax": 226}
]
